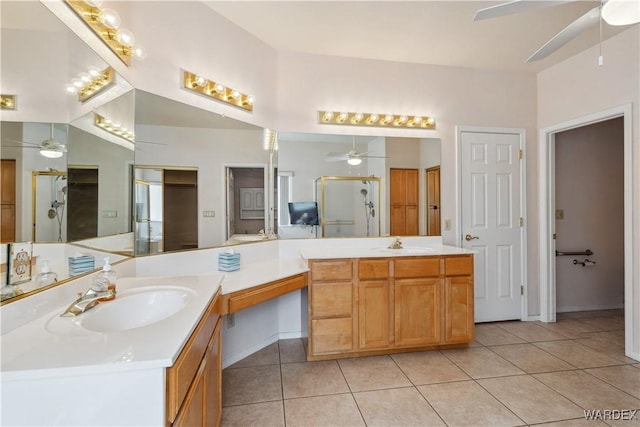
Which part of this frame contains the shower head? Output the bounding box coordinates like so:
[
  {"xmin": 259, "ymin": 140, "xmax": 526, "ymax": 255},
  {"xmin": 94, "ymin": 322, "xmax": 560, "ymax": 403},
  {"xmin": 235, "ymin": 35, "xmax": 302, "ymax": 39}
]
[{"xmin": 360, "ymin": 188, "xmax": 368, "ymax": 197}]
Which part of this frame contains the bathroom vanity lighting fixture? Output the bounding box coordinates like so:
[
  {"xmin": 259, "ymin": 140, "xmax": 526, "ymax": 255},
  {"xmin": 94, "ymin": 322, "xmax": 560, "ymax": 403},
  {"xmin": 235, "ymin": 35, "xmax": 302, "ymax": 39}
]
[
  {"xmin": 94, "ymin": 113, "xmax": 135, "ymax": 142},
  {"xmin": 65, "ymin": 66, "xmax": 115, "ymax": 102},
  {"xmin": 0, "ymin": 95, "xmax": 16, "ymax": 110},
  {"xmin": 183, "ymin": 70, "xmax": 254, "ymax": 111},
  {"xmin": 318, "ymin": 111, "xmax": 435, "ymax": 129},
  {"xmin": 64, "ymin": 1, "xmax": 146, "ymax": 66},
  {"xmin": 263, "ymin": 128, "xmax": 278, "ymax": 152}
]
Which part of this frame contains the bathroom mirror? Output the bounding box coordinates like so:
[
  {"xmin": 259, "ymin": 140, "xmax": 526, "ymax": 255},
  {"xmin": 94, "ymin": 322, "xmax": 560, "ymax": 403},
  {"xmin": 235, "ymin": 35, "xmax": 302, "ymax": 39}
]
[
  {"xmin": 277, "ymin": 133, "xmax": 441, "ymax": 238},
  {"xmin": 134, "ymin": 90, "xmax": 269, "ymax": 254}
]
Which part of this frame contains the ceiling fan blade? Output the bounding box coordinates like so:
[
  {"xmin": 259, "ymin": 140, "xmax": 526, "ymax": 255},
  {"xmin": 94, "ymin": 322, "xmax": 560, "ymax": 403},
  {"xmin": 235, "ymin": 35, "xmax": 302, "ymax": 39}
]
[
  {"xmin": 6, "ymin": 138, "xmax": 39, "ymax": 147},
  {"xmin": 474, "ymin": 0, "xmax": 573, "ymax": 21},
  {"xmin": 526, "ymin": 6, "xmax": 600, "ymax": 62},
  {"xmin": 325, "ymin": 152, "xmax": 348, "ymax": 162}
]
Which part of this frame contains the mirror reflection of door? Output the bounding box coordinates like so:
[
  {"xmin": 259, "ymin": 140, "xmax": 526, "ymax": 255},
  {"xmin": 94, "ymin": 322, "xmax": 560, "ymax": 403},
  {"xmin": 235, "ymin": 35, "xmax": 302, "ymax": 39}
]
[
  {"xmin": 426, "ymin": 166, "xmax": 441, "ymax": 236},
  {"xmin": 67, "ymin": 167, "xmax": 98, "ymax": 241},
  {"xmin": 225, "ymin": 166, "xmax": 266, "ymax": 241},
  {"xmin": 134, "ymin": 179, "xmax": 151, "ymax": 255},
  {"xmin": 390, "ymin": 168, "xmax": 419, "ymax": 236},
  {"xmin": 163, "ymin": 169, "xmax": 198, "ymax": 252},
  {"xmin": 1, "ymin": 159, "xmax": 16, "ymax": 243},
  {"xmin": 226, "ymin": 168, "xmax": 235, "ymax": 239}
]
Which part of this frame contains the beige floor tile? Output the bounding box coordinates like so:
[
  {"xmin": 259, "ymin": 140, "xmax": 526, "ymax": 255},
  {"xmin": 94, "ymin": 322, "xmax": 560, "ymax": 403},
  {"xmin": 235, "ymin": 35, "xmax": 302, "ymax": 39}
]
[
  {"xmin": 478, "ymin": 375, "xmax": 584, "ymax": 424},
  {"xmin": 284, "ymin": 393, "xmax": 365, "ymax": 426},
  {"xmin": 419, "ymin": 380, "xmax": 523, "ymax": 426},
  {"xmin": 338, "ymin": 355, "xmax": 412, "ymax": 392},
  {"xmin": 222, "ymin": 365, "xmax": 282, "ymax": 406},
  {"xmin": 279, "ymin": 338, "xmax": 307, "ymax": 364},
  {"xmin": 533, "ymin": 340, "xmax": 622, "ymax": 368},
  {"xmin": 533, "ymin": 418, "xmax": 609, "ymax": 426},
  {"xmin": 496, "ymin": 321, "xmax": 570, "ymax": 342},
  {"xmin": 586, "ymin": 330, "xmax": 626, "ymax": 346},
  {"xmin": 538, "ymin": 319, "xmax": 598, "ymax": 337},
  {"xmin": 221, "ymin": 401, "xmax": 285, "ymax": 427},
  {"xmin": 604, "ymin": 410, "xmax": 640, "ymax": 427},
  {"xmin": 534, "ymin": 370, "xmax": 640, "ymax": 410},
  {"xmin": 585, "ymin": 365, "xmax": 640, "ymax": 399},
  {"xmin": 474, "ymin": 323, "xmax": 527, "ymax": 346},
  {"xmin": 281, "ymin": 360, "xmax": 350, "ymax": 398},
  {"xmin": 354, "ymin": 386, "xmax": 445, "ymax": 426},
  {"xmin": 391, "ymin": 351, "xmax": 470, "ymax": 385},
  {"xmin": 634, "ymin": 364, "xmax": 640, "ymax": 369},
  {"xmin": 577, "ymin": 337, "xmax": 637, "ymax": 364},
  {"xmin": 442, "ymin": 347, "xmax": 525, "ymax": 379},
  {"xmin": 228, "ymin": 341, "xmax": 280, "ymax": 368},
  {"xmin": 489, "ymin": 343, "xmax": 575, "ymax": 373},
  {"xmin": 579, "ymin": 316, "xmax": 625, "ymax": 332}
]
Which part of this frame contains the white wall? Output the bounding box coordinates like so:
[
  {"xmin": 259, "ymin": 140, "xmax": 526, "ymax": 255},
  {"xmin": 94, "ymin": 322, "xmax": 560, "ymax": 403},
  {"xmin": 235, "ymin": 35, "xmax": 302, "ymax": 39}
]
[
  {"xmin": 537, "ymin": 26, "xmax": 639, "ymax": 357},
  {"xmin": 555, "ymin": 118, "xmax": 624, "ymax": 312}
]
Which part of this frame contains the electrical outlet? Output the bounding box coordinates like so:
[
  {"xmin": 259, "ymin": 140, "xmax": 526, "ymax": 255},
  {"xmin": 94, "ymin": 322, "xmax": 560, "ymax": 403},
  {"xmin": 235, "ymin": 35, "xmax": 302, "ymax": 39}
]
[
  {"xmin": 227, "ymin": 313, "xmax": 235, "ymax": 328},
  {"xmin": 203, "ymin": 210, "xmax": 215, "ymax": 217},
  {"xmin": 444, "ymin": 219, "xmax": 451, "ymax": 231},
  {"xmin": 555, "ymin": 209, "xmax": 564, "ymax": 220}
]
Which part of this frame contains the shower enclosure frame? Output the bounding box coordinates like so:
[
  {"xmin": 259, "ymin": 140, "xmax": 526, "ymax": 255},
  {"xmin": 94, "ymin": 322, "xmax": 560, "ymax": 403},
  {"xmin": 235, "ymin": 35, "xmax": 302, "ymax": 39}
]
[
  {"xmin": 31, "ymin": 170, "xmax": 67, "ymax": 242},
  {"xmin": 315, "ymin": 176, "xmax": 382, "ymax": 238}
]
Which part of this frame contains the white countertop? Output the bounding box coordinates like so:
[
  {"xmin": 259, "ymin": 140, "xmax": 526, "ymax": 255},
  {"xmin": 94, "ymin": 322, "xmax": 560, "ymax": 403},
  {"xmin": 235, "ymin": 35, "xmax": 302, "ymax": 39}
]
[
  {"xmin": 1, "ymin": 274, "xmax": 222, "ymax": 381},
  {"xmin": 220, "ymin": 258, "xmax": 309, "ymax": 294},
  {"xmin": 300, "ymin": 244, "xmax": 474, "ymax": 260}
]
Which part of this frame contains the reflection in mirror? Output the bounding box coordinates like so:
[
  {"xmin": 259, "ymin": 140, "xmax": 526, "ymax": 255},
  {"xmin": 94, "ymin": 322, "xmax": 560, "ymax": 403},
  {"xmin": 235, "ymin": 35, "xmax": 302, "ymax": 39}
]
[
  {"xmin": 277, "ymin": 133, "xmax": 441, "ymax": 238},
  {"xmin": 134, "ymin": 90, "xmax": 268, "ymax": 253}
]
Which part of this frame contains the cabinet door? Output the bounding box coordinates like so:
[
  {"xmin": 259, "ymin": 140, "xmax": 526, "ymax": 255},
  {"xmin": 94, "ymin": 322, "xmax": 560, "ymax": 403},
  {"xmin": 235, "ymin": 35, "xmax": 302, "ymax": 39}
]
[
  {"xmin": 444, "ymin": 276, "xmax": 474, "ymax": 343},
  {"xmin": 358, "ymin": 280, "xmax": 390, "ymax": 349},
  {"xmin": 395, "ymin": 278, "xmax": 441, "ymax": 347},
  {"xmin": 173, "ymin": 360, "xmax": 206, "ymax": 427},
  {"xmin": 205, "ymin": 319, "xmax": 222, "ymax": 427},
  {"xmin": 311, "ymin": 317, "xmax": 353, "ymax": 354}
]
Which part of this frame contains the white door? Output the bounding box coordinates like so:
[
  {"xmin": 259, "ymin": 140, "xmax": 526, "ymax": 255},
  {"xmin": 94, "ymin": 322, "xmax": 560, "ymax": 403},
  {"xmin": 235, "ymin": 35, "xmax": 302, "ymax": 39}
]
[
  {"xmin": 460, "ymin": 130, "xmax": 523, "ymax": 322},
  {"xmin": 226, "ymin": 168, "xmax": 235, "ymax": 239}
]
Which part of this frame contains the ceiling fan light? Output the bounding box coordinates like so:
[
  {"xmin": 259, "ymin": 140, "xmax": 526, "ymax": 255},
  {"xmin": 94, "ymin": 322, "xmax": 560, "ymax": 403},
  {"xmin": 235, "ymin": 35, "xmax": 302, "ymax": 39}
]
[
  {"xmin": 347, "ymin": 157, "xmax": 362, "ymax": 166},
  {"xmin": 602, "ymin": 0, "xmax": 640, "ymax": 25},
  {"xmin": 40, "ymin": 147, "xmax": 64, "ymax": 159}
]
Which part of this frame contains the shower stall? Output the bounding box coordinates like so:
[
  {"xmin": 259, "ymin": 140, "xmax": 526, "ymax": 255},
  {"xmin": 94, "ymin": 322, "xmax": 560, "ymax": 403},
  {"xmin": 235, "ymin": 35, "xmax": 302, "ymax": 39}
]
[
  {"xmin": 32, "ymin": 170, "xmax": 67, "ymax": 242},
  {"xmin": 314, "ymin": 176, "xmax": 381, "ymax": 238}
]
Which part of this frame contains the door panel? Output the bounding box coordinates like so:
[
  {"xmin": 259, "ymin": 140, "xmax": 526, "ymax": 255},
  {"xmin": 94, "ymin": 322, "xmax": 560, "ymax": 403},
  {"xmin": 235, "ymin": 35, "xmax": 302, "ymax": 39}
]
[{"xmin": 461, "ymin": 131, "xmax": 522, "ymax": 322}]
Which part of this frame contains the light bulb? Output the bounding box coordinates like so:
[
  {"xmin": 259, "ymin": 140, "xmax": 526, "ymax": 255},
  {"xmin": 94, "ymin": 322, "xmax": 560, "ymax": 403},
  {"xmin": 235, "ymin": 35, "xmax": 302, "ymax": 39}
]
[
  {"xmin": 88, "ymin": 66, "xmax": 102, "ymax": 77},
  {"xmin": 602, "ymin": 0, "xmax": 640, "ymax": 26},
  {"xmin": 412, "ymin": 116, "xmax": 422, "ymax": 126},
  {"xmin": 132, "ymin": 45, "xmax": 147, "ymax": 60},
  {"xmin": 352, "ymin": 113, "xmax": 364, "ymax": 123},
  {"xmin": 383, "ymin": 114, "xmax": 393, "ymax": 124},
  {"xmin": 246, "ymin": 95, "xmax": 255, "ymax": 105},
  {"xmin": 368, "ymin": 114, "xmax": 379, "ymax": 123},
  {"xmin": 115, "ymin": 28, "xmax": 135, "ymax": 47},
  {"xmin": 322, "ymin": 111, "xmax": 334, "ymax": 122},
  {"xmin": 194, "ymin": 75, "xmax": 207, "ymax": 87},
  {"xmin": 399, "ymin": 115, "xmax": 408, "ymax": 124},
  {"xmin": 98, "ymin": 9, "xmax": 121, "ymax": 30},
  {"xmin": 65, "ymin": 84, "xmax": 77, "ymax": 94},
  {"xmin": 426, "ymin": 117, "xmax": 435, "ymax": 126},
  {"xmin": 347, "ymin": 157, "xmax": 362, "ymax": 166},
  {"xmin": 71, "ymin": 78, "xmax": 84, "ymax": 88},
  {"xmin": 83, "ymin": 0, "xmax": 103, "ymax": 7},
  {"xmin": 79, "ymin": 72, "xmax": 91, "ymax": 83},
  {"xmin": 337, "ymin": 112, "xmax": 349, "ymax": 122},
  {"xmin": 214, "ymin": 83, "xmax": 225, "ymax": 94},
  {"xmin": 230, "ymin": 90, "xmax": 241, "ymax": 99}
]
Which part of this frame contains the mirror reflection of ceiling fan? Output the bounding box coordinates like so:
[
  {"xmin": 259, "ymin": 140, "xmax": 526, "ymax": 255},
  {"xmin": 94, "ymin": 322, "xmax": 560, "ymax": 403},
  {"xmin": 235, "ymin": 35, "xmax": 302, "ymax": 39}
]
[
  {"xmin": 5, "ymin": 123, "xmax": 67, "ymax": 158},
  {"xmin": 474, "ymin": 0, "xmax": 640, "ymax": 63},
  {"xmin": 324, "ymin": 137, "xmax": 386, "ymax": 166}
]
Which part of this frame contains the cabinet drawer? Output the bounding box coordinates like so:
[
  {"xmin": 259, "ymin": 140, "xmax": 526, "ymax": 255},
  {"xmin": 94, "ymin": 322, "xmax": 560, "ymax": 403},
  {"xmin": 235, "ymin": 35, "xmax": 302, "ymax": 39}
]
[
  {"xmin": 166, "ymin": 290, "xmax": 220, "ymax": 424},
  {"xmin": 394, "ymin": 257, "xmax": 440, "ymax": 278},
  {"xmin": 445, "ymin": 256, "xmax": 473, "ymax": 276},
  {"xmin": 311, "ymin": 317, "xmax": 353, "ymax": 354},
  {"xmin": 311, "ymin": 282, "xmax": 352, "ymax": 318},
  {"xmin": 310, "ymin": 260, "xmax": 353, "ymax": 281},
  {"xmin": 359, "ymin": 259, "xmax": 390, "ymax": 279}
]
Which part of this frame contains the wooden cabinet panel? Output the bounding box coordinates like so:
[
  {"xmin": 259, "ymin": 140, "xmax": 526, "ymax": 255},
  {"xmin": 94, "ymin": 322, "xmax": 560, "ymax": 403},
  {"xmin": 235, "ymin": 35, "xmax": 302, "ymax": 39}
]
[
  {"xmin": 390, "ymin": 206, "xmax": 405, "ymax": 236},
  {"xmin": 1, "ymin": 159, "xmax": 16, "ymax": 243},
  {"xmin": 445, "ymin": 256, "xmax": 473, "ymax": 276},
  {"xmin": 173, "ymin": 361, "xmax": 205, "ymax": 427},
  {"xmin": 310, "ymin": 259, "xmax": 352, "ymax": 281},
  {"xmin": 394, "ymin": 258, "xmax": 440, "ymax": 278},
  {"xmin": 311, "ymin": 282, "xmax": 352, "ymax": 318},
  {"xmin": 405, "ymin": 169, "xmax": 419, "ymax": 205},
  {"xmin": 358, "ymin": 280, "xmax": 390, "ymax": 349},
  {"xmin": 390, "ymin": 168, "xmax": 419, "ymax": 236},
  {"xmin": 390, "ymin": 169, "xmax": 406, "ymax": 206},
  {"xmin": 359, "ymin": 259, "xmax": 389, "ymax": 279},
  {"xmin": 395, "ymin": 278, "xmax": 441, "ymax": 347},
  {"xmin": 1, "ymin": 205, "xmax": 15, "ymax": 243},
  {"xmin": 405, "ymin": 205, "xmax": 419, "ymax": 235},
  {"xmin": 444, "ymin": 277, "xmax": 474, "ymax": 344},
  {"xmin": 311, "ymin": 318, "xmax": 353, "ymax": 354},
  {"xmin": 426, "ymin": 167, "xmax": 441, "ymax": 236},
  {"xmin": 205, "ymin": 319, "xmax": 222, "ymax": 427}
]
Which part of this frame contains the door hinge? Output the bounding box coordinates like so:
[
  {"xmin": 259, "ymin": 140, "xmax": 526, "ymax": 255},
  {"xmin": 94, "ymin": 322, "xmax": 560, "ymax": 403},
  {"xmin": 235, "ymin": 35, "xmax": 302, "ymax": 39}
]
[
  {"xmin": 519, "ymin": 217, "xmax": 524, "ymax": 227},
  {"xmin": 520, "ymin": 285, "xmax": 524, "ymax": 295},
  {"xmin": 553, "ymin": 233, "xmax": 557, "ymax": 240},
  {"xmin": 519, "ymin": 149, "xmax": 523, "ymax": 160}
]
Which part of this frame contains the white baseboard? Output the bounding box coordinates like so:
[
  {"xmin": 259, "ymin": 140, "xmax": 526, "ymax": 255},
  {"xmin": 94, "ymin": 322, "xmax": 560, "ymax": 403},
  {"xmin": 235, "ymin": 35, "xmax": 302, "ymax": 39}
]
[
  {"xmin": 557, "ymin": 303, "xmax": 624, "ymax": 313},
  {"xmin": 221, "ymin": 330, "xmax": 303, "ymax": 369},
  {"xmin": 526, "ymin": 315, "xmax": 540, "ymax": 321}
]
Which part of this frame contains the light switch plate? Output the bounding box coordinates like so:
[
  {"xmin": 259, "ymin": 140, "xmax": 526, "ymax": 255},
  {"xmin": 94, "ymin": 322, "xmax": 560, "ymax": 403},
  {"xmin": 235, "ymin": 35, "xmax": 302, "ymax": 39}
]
[
  {"xmin": 555, "ymin": 209, "xmax": 564, "ymax": 220},
  {"xmin": 203, "ymin": 210, "xmax": 215, "ymax": 217}
]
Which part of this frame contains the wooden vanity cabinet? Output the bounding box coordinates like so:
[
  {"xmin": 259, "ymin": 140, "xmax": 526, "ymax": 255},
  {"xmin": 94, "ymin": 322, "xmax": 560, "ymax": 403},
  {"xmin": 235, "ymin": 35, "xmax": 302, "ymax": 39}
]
[
  {"xmin": 167, "ymin": 289, "xmax": 222, "ymax": 427},
  {"xmin": 308, "ymin": 255, "xmax": 474, "ymax": 360}
]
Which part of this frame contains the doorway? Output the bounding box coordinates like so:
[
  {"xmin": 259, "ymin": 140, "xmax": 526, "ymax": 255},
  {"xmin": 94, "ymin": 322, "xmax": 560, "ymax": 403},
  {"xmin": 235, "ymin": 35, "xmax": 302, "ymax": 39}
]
[
  {"xmin": 67, "ymin": 167, "xmax": 98, "ymax": 241},
  {"xmin": 426, "ymin": 166, "xmax": 440, "ymax": 236},
  {"xmin": 225, "ymin": 166, "xmax": 267, "ymax": 241}
]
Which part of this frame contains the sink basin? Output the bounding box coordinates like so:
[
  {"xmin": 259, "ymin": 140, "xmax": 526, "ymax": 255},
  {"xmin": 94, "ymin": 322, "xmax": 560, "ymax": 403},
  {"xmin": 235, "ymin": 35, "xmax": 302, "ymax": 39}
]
[
  {"xmin": 56, "ymin": 286, "xmax": 192, "ymax": 333},
  {"xmin": 378, "ymin": 246, "xmax": 436, "ymax": 255}
]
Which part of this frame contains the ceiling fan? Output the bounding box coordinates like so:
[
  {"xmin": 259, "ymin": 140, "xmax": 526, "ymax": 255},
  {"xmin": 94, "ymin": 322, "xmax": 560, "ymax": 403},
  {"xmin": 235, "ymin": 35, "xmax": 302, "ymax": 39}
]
[
  {"xmin": 324, "ymin": 137, "xmax": 385, "ymax": 166},
  {"xmin": 474, "ymin": 0, "xmax": 640, "ymax": 63},
  {"xmin": 5, "ymin": 124, "xmax": 67, "ymax": 158}
]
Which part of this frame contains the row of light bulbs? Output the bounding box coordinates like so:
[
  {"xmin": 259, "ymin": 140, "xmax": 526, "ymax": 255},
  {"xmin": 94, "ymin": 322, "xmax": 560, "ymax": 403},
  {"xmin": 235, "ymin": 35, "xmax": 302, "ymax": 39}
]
[
  {"xmin": 94, "ymin": 113, "xmax": 135, "ymax": 142},
  {"xmin": 319, "ymin": 111, "xmax": 436, "ymax": 129},
  {"xmin": 65, "ymin": 66, "xmax": 114, "ymax": 102},
  {"xmin": 183, "ymin": 70, "xmax": 254, "ymax": 111},
  {"xmin": 0, "ymin": 95, "xmax": 16, "ymax": 110}
]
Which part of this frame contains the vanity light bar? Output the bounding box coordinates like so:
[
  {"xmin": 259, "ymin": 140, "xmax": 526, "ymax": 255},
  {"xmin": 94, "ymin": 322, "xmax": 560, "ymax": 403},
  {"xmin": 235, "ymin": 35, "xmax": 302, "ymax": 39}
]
[
  {"xmin": 65, "ymin": 1, "xmax": 134, "ymax": 66},
  {"xmin": 0, "ymin": 95, "xmax": 17, "ymax": 110},
  {"xmin": 94, "ymin": 113, "xmax": 135, "ymax": 143},
  {"xmin": 318, "ymin": 111, "xmax": 436, "ymax": 129},
  {"xmin": 183, "ymin": 70, "xmax": 254, "ymax": 112},
  {"xmin": 66, "ymin": 66, "xmax": 115, "ymax": 103}
]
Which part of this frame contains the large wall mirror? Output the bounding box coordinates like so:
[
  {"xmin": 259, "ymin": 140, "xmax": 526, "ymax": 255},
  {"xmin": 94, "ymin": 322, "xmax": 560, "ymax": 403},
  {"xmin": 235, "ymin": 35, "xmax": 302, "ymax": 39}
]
[
  {"xmin": 277, "ymin": 133, "xmax": 441, "ymax": 239},
  {"xmin": 1, "ymin": 1, "xmax": 134, "ymax": 302}
]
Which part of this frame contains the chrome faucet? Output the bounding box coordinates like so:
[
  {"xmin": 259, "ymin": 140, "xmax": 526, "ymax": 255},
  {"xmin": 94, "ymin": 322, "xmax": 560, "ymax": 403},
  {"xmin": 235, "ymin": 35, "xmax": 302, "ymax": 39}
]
[
  {"xmin": 60, "ymin": 288, "xmax": 116, "ymax": 317},
  {"xmin": 388, "ymin": 237, "xmax": 403, "ymax": 249}
]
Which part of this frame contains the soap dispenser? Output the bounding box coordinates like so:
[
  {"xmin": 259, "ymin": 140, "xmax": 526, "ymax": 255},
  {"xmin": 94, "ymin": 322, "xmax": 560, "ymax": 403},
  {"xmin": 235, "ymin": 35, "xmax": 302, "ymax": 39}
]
[
  {"xmin": 36, "ymin": 260, "xmax": 58, "ymax": 287},
  {"xmin": 92, "ymin": 257, "xmax": 117, "ymax": 301}
]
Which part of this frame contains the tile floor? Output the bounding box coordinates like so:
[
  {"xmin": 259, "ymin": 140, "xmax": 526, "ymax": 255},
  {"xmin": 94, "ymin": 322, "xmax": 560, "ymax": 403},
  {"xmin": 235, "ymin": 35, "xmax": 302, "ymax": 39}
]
[{"xmin": 222, "ymin": 310, "xmax": 639, "ymax": 426}]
